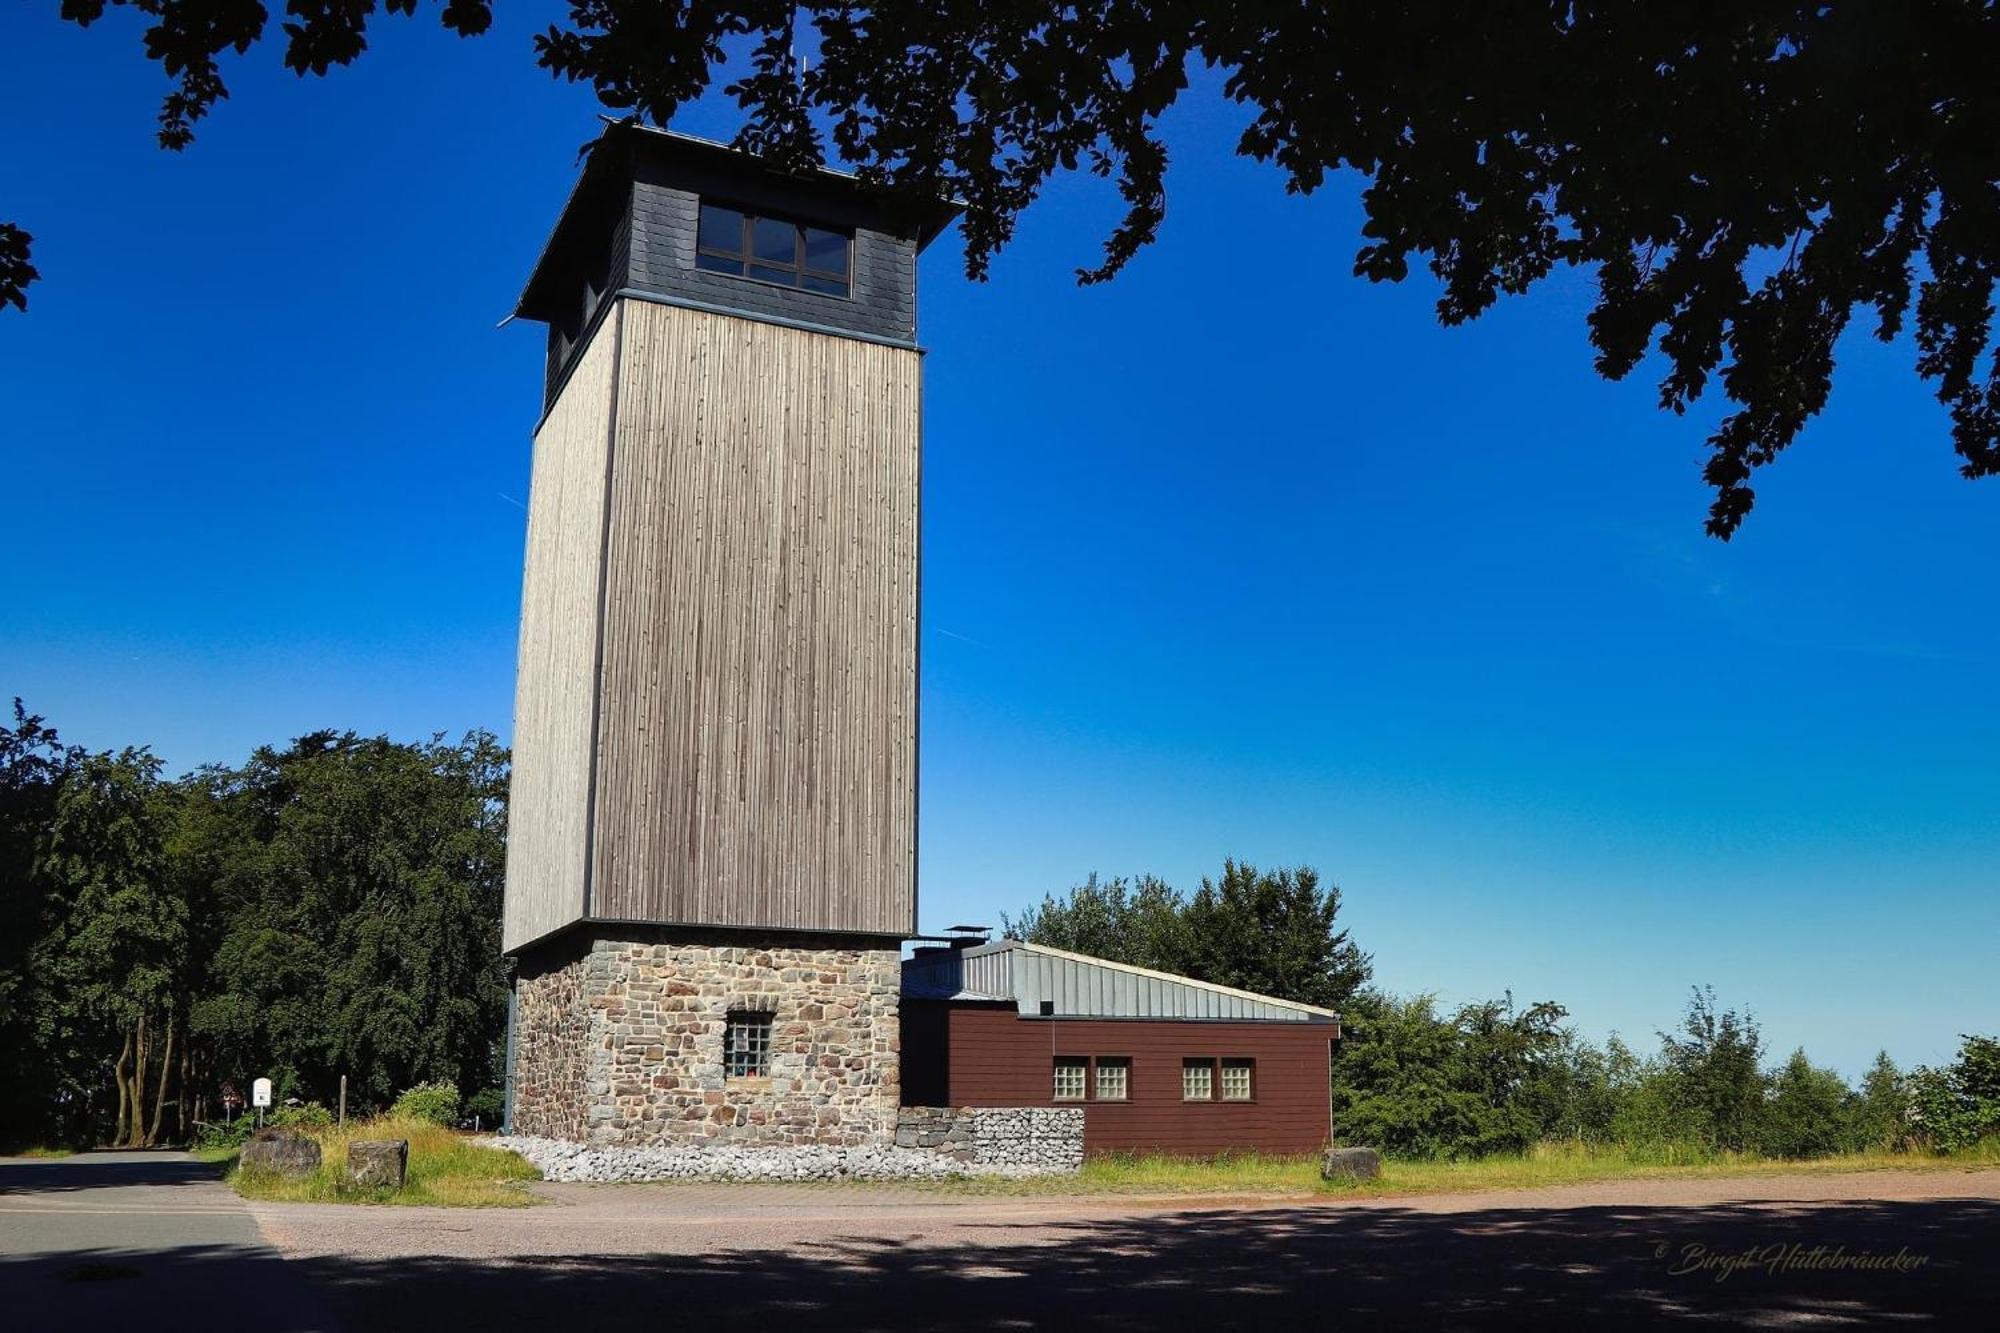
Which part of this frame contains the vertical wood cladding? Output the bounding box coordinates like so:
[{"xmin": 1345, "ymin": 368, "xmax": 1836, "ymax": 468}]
[
  {"xmin": 591, "ymin": 301, "xmax": 919, "ymax": 937},
  {"xmin": 504, "ymin": 296, "xmax": 920, "ymax": 951},
  {"xmin": 503, "ymin": 311, "xmax": 619, "ymax": 953},
  {"xmin": 905, "ymin": 1001, "xmax": 1336, "ymax": 1157}
]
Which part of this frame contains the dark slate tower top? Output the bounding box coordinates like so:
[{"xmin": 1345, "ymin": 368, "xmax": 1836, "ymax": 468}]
[{"xmin": 515, "ymin": 121, "xmax": 958, "ymax": 407}]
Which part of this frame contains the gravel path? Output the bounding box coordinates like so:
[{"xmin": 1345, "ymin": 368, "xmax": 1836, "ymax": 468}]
[{"xmin": 247, "ymin": 1167, "xmax": 2000, "ymax": 1329}]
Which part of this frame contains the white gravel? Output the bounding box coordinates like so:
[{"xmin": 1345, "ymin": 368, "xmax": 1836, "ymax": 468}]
[{"xmin": 486, "ymin": 1135, "xmax": 1060, "ymax": 1183}]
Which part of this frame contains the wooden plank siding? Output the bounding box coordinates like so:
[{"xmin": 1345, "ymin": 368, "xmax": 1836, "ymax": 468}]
[
  {"xmin": 503, "ymin": 308, "xmax": 620, "ymax": 953},
  {"xmin": 906, "ymin": 1001, "xmax": 1336, "ymax": 1157},
  {"xmin": 503, "ymin": 296, "xmax": 920, "ymax": 952}
]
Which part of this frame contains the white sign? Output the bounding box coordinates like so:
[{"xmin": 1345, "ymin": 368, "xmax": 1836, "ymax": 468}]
[{"xmin": 252, "ymin": 1078, "xmax": 273, "ymax": 1109}]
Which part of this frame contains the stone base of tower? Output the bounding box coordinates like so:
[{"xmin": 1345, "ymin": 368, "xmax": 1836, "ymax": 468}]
[{"xmin": 511, "ymin": 928, "xmax": 901, "ymax": 1147}]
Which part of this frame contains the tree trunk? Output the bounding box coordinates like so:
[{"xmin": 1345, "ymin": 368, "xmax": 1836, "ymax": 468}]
[
  {"xmin": 177, "ymin": 1040, "xmax": 193, "ymax": 1144},
  {"xmin": 145, "ymin": 1013, "xmax": 175, "ymax": 1147},
  {"xmin": 127, "ymin": 1014, "xmax": 148, "ymax": 1149},
  {"xmin": 111, "ymin": 1030, "xmax": 132, "ymax": 1149}
]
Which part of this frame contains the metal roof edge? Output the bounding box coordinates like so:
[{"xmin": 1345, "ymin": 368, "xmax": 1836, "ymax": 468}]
[{"xmin": 962, "ymin": 939, "xmax": 1342, "ymax": 1021}]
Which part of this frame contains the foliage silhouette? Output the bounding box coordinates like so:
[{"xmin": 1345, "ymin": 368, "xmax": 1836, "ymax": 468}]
[{"xmin": 15, "ymin": 4, "xmax": 2000, "ymax": 534}]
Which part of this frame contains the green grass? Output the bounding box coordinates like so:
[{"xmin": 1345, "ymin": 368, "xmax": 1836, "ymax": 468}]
[
  {"xmin": 921, "ymin": 1137, "xmax": 2000, "ymax": 1199},
  {"xmin": 221, "ymin": 1115, "xmax": 541, "ymax": 1207},
  {"xmin": 7, "ymin": 1145, "xmax": 76, "ymax": 1159}
]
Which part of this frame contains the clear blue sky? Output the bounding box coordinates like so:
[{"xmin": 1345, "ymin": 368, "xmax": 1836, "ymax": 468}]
[{"xmin": 6, "ymin": 7, "xmax": 1996, "ymax": 1078}]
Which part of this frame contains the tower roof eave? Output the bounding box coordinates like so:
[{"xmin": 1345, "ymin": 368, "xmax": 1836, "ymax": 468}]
[{"xmin": 512, "ymin": 119, "xmax": 962, "ymax": 327}]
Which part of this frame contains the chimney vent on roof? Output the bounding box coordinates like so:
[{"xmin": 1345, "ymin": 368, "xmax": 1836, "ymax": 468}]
[{"xmin": 944, "ymin": 924, "xmax": 991, "ymax": 951}]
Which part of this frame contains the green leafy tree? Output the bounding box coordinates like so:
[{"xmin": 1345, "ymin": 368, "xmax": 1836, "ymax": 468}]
[
  {"xmin": 1329, "ymin": 990, "xmax": 1571, "ymax": 1159},
  {"xmin": 1908, "ymin": 1035, "xmax": 2000, "ymax": 1153},
  {"xmin": 1760, "ymin": 1048, "xmax": 1855, "ymax": 1159},
  {"xmin": 1853, "ymin": 1050, "xmax": 1909, "ymax": 1151},
  {"xmin": 1000, "ymin": 873, "xmax": 1189, "ymax": 973},
  {"xmin": 1595, "ymin": 1035, "xmax": 1694, "ymax": 1153},
  {"xmin": 0, "ymin": 703, "xmax": 84, "ymax": 1147},
  {"xmin": 187, "ymin": 730, "xmax": 513, "ymax": 1108},
  {"xmin": 40, "ymin": 748, "xmax": 186, "ymax": 1148},
  {"xmin": 1328, "ymin": 992, "xmax": 1481, "ymax": 1158},
  {"xmin": 20, "ymin": 6, "xmax": 2000, "ymax": 535},
  {"xmin": 1004, "ymin": 860, "xmax": 1369, "ymax": 1011},
  {"xmin": 1179, "ymin": 861, "xmax": 1371, "ymax": 1013},
  {"xmin": 1519, "ymin": 1024, "xmax": 1627, "ymax": 1146},
  {"xmin": 1658, "ymin": 986, "xmax": 1769, "ymax": 1153}
]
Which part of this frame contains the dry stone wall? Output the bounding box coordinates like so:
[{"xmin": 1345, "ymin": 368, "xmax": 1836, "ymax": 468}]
[
  {"xmin": 896, "ymin": 1107, "xmax": 1085, "ymax": 1173},
  {"xmin": 511, "ymin": 931, "xmax": 901, "ymax": 1148},
  {"xmin": 492, "ymin": 1107, "xmax": 1083, "ymax": 1183}
]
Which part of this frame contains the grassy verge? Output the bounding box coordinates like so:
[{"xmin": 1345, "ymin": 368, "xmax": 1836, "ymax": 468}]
[
  {"xmin": 6, "ymin": 1145, "xmax": 76, "ymax": 1159},
  {"xmin": 923, "ymin": 1138, "xmax": 2000, "ymax": 1199},
  {"xmin": 220, "ymin": 1116, "xmax": 540, "ymax": 1206}
]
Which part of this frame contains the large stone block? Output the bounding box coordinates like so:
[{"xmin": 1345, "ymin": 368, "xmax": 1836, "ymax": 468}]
[
  {"xmin": 1321, "ymin": 1146, "xmax": 1383, "ymax": 1181},
  {"xmin": 346, "ymin": 1139, "xmax": 409, "ymax": 1190},
  {"xmin": 240, "ymin": 1130, "xmax": 321, "ymax": 1179}
]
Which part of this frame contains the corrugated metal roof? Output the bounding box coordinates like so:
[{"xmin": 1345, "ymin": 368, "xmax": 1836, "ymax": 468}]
[{"xmin": 901, "ymin": 940, "xmax": 1338, "ymax": 1023}]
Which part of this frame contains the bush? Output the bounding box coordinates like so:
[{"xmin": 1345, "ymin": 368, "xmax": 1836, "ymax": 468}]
[
  {"xmin": 464, "ymin": 1087, "xmax": 506, "ymax": 1126},
  {"xmin": 270, "ymin": 1102, "xmax": 333, "ymax": 1131},
  {"xmin": 1329, "ymin": 991, "xmax": 1565, "ymax": 1159},
  {"xmin": 193, "ymin": 1117, "xmax": 258, "ymax": 1152},
  {"xmin": 391, "ymin": 1080, "xmax": 460, "ymax": 1126},
  {"xmin": 1909, "ymin": 1035, "xmax": 2000, "ymax": 1153},
  {"xmin": 1852, "ymin": 1051, "xmax": 1909, "ymax": 1151},
  {"xmin": 1759, "ymin": 1049, "xmax": 1854, "ymax": 1159}
]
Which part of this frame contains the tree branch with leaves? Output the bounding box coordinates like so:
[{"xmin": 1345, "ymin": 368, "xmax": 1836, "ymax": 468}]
[{"xmin": 15, "ymin": 2, "xmax": 2000, "ymax": 535}]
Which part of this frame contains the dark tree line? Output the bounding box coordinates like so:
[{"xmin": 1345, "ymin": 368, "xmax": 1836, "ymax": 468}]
[
  {"xmin": 0, "ymin": 703, "xmax": 509, "ymax": 1150},
  {"xmin": 1011, "ymin": 868, "xmax": 2000, "ymax": 1161},
  {"xmin": 13, "ymin": 4, "xmax": 2000, "ymax": 535}
]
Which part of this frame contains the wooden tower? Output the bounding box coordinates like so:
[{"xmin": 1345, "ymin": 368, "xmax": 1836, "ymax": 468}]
[{"xmin": 502, "ymin": 123, "xmax": 954, "ymax": 1145}]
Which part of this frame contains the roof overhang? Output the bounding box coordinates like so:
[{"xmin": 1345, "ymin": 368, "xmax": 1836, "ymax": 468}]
[{"xmin": 513, "ymin": 119, "xmax": 962, "ymax": 326}]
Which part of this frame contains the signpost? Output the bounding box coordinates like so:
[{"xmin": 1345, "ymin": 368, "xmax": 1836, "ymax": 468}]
[{"xmin": 252, "ymin": 1077, "xmax": 272, "ymax": 1129}]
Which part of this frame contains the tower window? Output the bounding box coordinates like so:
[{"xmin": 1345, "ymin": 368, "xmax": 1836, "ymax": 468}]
[
  {"xmin": 696, "ymin": 202, "xmax": 851, "ymax": 297},
  {"xmin": 723, "ymin": 1011, "xmax": 774, "ymax": 1078}
]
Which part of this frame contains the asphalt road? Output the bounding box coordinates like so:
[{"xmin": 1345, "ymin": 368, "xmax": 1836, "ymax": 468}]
[
  {"xmin": 7, "ymin": 1153, "xmax": 2000, "ymax": 1330},
  {"xmin": 0, "ymin": 1151, "xmax": 335, "ymax": 1333},
  {"xmin": 249, "ymin": 1169, "xmax": 2000, "ymax": 1330}
]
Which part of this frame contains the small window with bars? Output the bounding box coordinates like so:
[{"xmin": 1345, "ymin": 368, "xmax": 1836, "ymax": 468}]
[
  {"xmin": 1182, "ymin": 1059, "xmax": 1214, "ymax": 1102},
  {"xmin": 1093, "ymin": 1057, "xmax": 1130, "ymax": 1102},
  {"xmin": 1053, "ymin": 1056, "xmax": 1089, "ymax": 1101},
  {"xmin": 1221, "ymin": 1058, "xmax": 1255, "ymax": 1102},
  {"xmin": 695, "ymin": 202, "xmax": 852, "ymax": 297},
  {"xmin": 724, "ymin": 1011, "xmax": 773, "ymax": 1079}
]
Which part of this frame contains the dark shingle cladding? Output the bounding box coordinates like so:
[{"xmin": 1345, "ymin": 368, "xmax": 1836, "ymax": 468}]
[{"xmin": 516, "ymin": 121, "xmax": 959, "ymax": 407}]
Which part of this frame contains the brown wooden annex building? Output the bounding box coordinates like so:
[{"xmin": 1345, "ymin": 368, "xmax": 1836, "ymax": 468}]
[{"xmin": 901, "ymin": 938, "xmax": 1341, "ymax": 1157}]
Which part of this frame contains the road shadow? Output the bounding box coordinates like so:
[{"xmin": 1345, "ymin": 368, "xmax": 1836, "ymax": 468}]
[
  {"xmin": 6, "ymin": 1193, "xmax": 1993, "ymax": 1330},
  {"xmin": 0, "ymin": 1153, "xmax": 223, "ymax": 1196}
]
